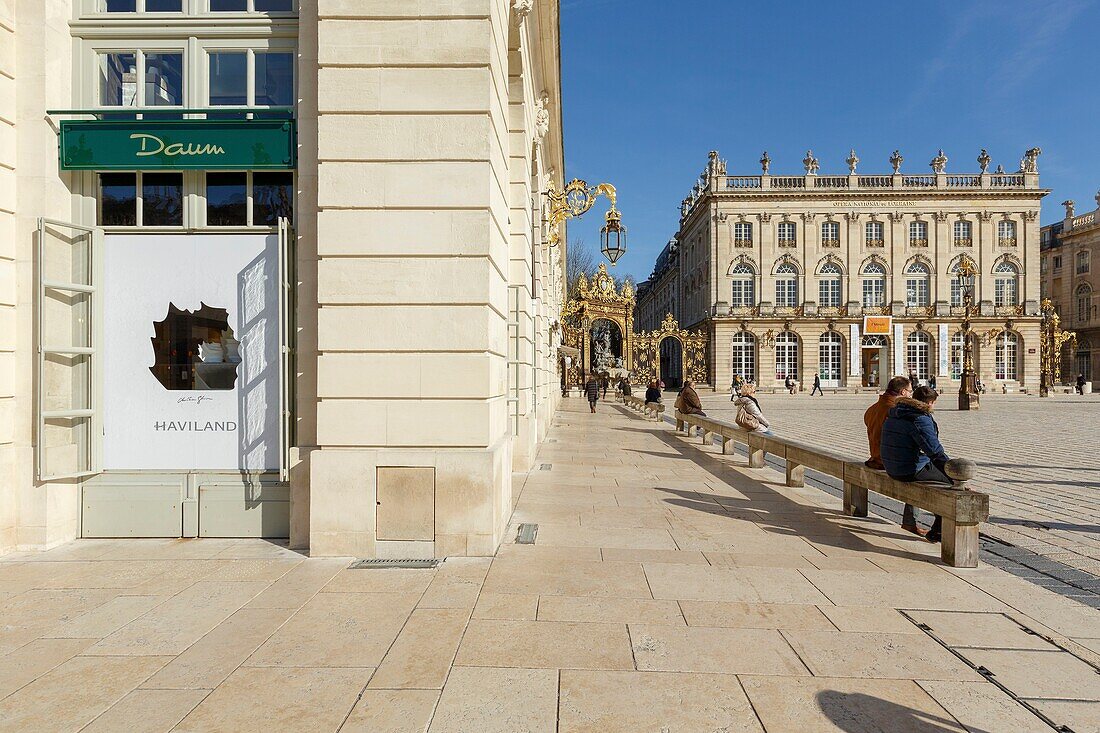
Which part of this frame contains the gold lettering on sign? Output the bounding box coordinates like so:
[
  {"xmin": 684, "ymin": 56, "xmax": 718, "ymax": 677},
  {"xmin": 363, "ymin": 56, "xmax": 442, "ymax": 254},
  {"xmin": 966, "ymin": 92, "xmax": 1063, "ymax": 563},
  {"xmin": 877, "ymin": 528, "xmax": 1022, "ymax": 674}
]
[{"xmin": 130, "ymin": 133, "xmax": 226, "ymax": 157}]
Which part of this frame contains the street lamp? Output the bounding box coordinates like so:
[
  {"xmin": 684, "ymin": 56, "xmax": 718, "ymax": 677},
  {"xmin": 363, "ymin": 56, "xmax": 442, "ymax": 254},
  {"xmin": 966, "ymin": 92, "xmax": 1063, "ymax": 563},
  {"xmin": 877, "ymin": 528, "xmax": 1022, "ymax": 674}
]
[
  {"xmin": 956, "ymin": 259, "xmax": 979, "ymax": 410},
  {"xmin": 600, "ymin": 206, "xmax": 627, "ymax": 264},
  {"xmin": 546, "ymin": 178, "xmax": 627, "ymax": 265}
]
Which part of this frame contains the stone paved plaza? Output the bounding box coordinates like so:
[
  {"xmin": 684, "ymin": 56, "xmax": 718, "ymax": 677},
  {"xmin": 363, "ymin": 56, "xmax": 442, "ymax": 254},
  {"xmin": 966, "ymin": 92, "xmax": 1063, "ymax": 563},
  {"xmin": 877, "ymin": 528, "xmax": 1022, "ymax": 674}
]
[
  {"xmin": 2, "ymin": 397, "xmax": 1100, "ymax": 732},
  {"xmin": 701, "ymin": 392, "xmax": 1100, "ymax": 588}
]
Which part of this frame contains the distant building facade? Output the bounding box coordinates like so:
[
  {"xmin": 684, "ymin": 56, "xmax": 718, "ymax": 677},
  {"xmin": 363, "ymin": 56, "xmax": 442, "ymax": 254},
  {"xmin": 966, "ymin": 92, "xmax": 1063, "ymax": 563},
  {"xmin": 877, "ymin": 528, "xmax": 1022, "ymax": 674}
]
[
  {"xmin": 635, "ymin": 148, "xmax": 1048, "ymax": 392},
  {"xmin": 1041, "ymin": 195, "xmax": 1100, "ymax": 381}
]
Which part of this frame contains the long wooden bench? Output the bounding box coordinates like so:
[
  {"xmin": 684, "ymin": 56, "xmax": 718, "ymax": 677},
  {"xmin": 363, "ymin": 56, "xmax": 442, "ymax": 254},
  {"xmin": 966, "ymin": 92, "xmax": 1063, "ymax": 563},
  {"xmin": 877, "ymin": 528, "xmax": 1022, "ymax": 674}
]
[
  {"xmin": 671, "ymin": 410, "xmax": 989, "ymax": 568},
  {"xmin": 622, "ymin": 394, "xmax": 665, "ymax": 420}
]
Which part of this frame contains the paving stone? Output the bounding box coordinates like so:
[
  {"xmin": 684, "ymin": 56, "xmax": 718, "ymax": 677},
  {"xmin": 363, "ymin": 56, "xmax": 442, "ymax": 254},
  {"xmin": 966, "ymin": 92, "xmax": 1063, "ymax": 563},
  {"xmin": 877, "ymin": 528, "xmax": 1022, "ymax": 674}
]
[
  {"xmin": 782, "ymin": 630, "xmax": 983, "ymax": 681},
  {"xmin": 558, "ymin": 670, "xmax": 764, "ymax": 732},
  {"xmin": 454, "ymin": 619, "xmax": 634, "ymax": 670},
  {"xmin": 342, "ymin": 689, "xmax": 439, "ymax": 733},
  {"xmin": 960, "ymin": 648, "xmax": 1100, "ymax": 700},
  {"xmin": 740, "ymin": 675, "xmax": 967, "ymax": 732},
  {"xmin": 917, "ymin": 681, "xmax": 1052, "ymax": 733},
  {"xmin": 428, "ymin": 667, "xmax": 557, "ymax": 733},
  {"xmin": 628, "ymin": 624, "xmax": 809, "ymax": 675}
]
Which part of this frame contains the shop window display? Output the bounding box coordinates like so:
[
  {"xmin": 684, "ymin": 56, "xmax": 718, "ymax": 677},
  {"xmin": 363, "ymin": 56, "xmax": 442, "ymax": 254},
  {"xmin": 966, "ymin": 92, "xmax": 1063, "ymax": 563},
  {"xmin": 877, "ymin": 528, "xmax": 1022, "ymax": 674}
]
[{"xmin": 149, "ymin": 303, "xmax": 241, "ymax": 390}]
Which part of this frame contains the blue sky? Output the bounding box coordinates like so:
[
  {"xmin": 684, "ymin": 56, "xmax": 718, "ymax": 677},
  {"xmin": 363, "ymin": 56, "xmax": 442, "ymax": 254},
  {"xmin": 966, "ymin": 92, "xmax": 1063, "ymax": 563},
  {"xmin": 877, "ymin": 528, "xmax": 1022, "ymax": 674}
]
[{"xmin": 560, "ymin": 0, "xmax": 1100, "ymax": 284}]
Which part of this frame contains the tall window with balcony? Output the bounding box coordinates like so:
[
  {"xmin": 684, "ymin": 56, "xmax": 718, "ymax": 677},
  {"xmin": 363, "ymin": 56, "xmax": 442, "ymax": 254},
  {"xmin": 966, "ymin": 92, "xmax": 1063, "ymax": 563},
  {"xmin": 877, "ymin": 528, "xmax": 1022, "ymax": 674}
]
[
  {"xmin": 949, "ymin": 331, "xmax": 971, "ymax": 380},
  {"xmin": 905, "ymin": 262, "xmax": 930, "ymax": 308},
  {"xmin": 954, "ymin": 220, "xmax": 973, "ymax": 247},
  {"xmin": 909, "ymin": 220, "xmax": 928, "ymax": 247},
  {"xmin": 821, "ymin": 221, "xmax": 840, "ymax": 247},
  {"xmin": 1077, "ymin": 337, "xmax": 1092, "ymax": 381},
  {"xmin": 865, "ymin": 221, "xmax": 884, "ymax": 247},
  {"xmin": 731, "ymin": 331, "xmax": 756, "ymax": 382},
  {"xmin": 949, "ymin": 260, "xmax": 975, "ymax": 307},
  {"xmin": 775, "ymin": 263, "xmax": 798, "ymax": 308},
  {"xmin": 733, "ymin": 222, "xmax": 753, "ymax": 247},
  {"xmin": 1077, "ymin": 284, "xmax": 1092, "ymax": 323},
  {"xmin": 998, "ymin": 220, "xmax": 1017, "ymax": 246},
  {"xmin": 861, "ymin": 262, "xmax": 886, "ymax": 309},
  {"xmin": 775, "ymin": 332, "xmax": 799, "ymax": 381},
  {"xmin": 995, "ymin": 332, "xmax": 1019, "ymax": 380},
  {"xmin": 818, "ymin": 332, "xmax": 842, "ymax": 385},
  {"xmin": 906, "ymin": 331, "xmax": 931, "ymax": 381},
  {"xmin": 777, "ymin": 221, "xmax": 796, "ymax": 247},
  {"xmin": 1077, "ymin": 251, "xmax": 1090, "ymax": 275},
  {"xmin": 818, "ymin": 262, "xmax": 841, "ymax": 308},
  {"xmin": 993, "ymin": 262, "xmax": 1019, "ymax": 307},
  {"xmin": 730, "ymin": 263, "xmax": 755, "ymax": 308}
]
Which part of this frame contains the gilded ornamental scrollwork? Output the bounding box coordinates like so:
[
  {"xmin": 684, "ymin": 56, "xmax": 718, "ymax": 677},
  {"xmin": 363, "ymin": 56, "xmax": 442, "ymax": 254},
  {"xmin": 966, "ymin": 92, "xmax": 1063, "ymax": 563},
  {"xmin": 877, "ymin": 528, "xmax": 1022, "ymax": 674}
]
[{"xmin": 632, "ymin": 313, "xmax": 709, "ymax": 385}]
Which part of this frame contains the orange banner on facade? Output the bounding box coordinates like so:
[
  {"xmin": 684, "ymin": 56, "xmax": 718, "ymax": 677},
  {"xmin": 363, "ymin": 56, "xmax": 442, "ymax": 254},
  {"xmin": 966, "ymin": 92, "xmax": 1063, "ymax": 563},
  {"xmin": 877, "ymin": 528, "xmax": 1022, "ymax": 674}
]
[{"xmin": 862, "ymin": 315, "xmax": 892, "ymax": 335}]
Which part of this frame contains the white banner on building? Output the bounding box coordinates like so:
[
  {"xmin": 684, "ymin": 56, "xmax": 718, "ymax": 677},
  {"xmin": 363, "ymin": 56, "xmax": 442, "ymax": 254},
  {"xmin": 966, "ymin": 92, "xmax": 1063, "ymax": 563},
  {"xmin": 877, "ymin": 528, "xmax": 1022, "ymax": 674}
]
[
  {"xmin": 894, "ymin": 322, "xmax": 906, "ymax": 377},
  {"xmin": 849, "ymin": 323, "xmax": 861, "ymax": 376},
  {"xmin": 938, "ymin": 323, "xmax": 949, "ymax": 378},
  {"xmin": 103, "ymin": 233, "xmax": 281, "ymax": 471}
]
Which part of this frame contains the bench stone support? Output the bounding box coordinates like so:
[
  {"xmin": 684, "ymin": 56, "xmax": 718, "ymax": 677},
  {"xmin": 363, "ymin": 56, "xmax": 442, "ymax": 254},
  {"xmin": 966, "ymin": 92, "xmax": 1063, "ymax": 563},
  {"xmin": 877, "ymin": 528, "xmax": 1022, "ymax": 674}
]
[
  {"xmin": 786, "ymin": 462, "xmax": 805, "ymax": 488},
  {"xmin": 721, "ymin": 437, "xmax": 735, "ymax": 455},
  {"xmin": 941, "ymin": 517, "xmax": 979, "ymax": 568},
  {"xmin": 843, "ymin": 481, "xmax": 868, "ymax": 517}
]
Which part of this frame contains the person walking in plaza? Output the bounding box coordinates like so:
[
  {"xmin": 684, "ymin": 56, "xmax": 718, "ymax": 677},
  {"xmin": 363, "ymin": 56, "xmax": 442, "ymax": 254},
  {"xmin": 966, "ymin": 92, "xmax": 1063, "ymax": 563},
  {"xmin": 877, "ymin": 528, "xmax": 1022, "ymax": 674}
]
[
  {"xmin": 619, "ymin": 376, "xmax": 632, "ymax": 398},
  {"xmin": 733, "ymin": 382, "xmax": 772, "ymax": 434},
  {"xmin": 811, "ymin": 373, "xmax": 823, "ymax": 396},
  {"xmin": 730, "ymin": 374, "xmax": 743, "ymax": 401},
  {"xmin": 880, "ymin": 385, "xmax": 949, "ymax": 543},
  {"xmin": 863, "ymin": 375, "xmax": 924, "ymax": 536},
  {"xmin": 929, "ymin": 374, "xmax": 937, "ymax": 391},
  {"xmin": 644, "ymin": 380, "xmax": 662, "ymax": 410},
  {"xmin": 600, "ymin": 375, "xmax": 609, "ymax": 400},
  {"xmin": 584, "ymin": 375, "xmax": 600, "ymax": 413},
  {"xmin": 1077, "ymin": 373, "xmax": 1086, "ymax": 395}
]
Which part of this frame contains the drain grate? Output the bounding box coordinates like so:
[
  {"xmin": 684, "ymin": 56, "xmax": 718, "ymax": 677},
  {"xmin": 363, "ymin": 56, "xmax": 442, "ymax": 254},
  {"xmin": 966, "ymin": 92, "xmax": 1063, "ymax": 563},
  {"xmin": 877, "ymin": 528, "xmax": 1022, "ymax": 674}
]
[
  {"xmin": 348, "ymin": 558, "xmax": 441, "ymax": 569},
  {"xmin": 539, "ymin": 463, "xmax": 552, "ymax": 471},
  {"xmin": 516, "ymin": 523, "xmax": 538, "ymax": 544}
]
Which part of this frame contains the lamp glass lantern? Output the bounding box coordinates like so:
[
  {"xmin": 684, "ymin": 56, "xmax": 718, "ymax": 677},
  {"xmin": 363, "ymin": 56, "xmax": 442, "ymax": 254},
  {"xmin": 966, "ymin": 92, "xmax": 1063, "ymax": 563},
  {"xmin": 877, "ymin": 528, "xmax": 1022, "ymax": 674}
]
[{"xmin": 600, "ymin": 207, "xmax": 627, "ymax": 265}]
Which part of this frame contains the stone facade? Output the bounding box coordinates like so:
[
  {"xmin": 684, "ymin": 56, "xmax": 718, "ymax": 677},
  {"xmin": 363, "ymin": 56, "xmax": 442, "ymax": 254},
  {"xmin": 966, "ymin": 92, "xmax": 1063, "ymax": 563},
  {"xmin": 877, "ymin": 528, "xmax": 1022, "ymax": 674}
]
[
  {"xmin": 0, "ymin": 0, "xmax": 565, "ymax": 557},
  {"xmin": 1041, "ymin": 195, "xmax": 1100, "ymax": 382},
  {"xmin": 637, "ymin": 149, "xmax": 1048, "ymax": 394}
]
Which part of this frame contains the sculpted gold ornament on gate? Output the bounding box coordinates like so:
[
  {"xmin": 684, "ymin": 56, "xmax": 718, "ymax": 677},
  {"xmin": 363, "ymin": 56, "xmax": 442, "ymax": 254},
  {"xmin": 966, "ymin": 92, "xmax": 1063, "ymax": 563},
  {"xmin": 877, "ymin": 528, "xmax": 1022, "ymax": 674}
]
[{"xmin": 632, "ymin": 313, "xmax": 709, "ymax": 385}]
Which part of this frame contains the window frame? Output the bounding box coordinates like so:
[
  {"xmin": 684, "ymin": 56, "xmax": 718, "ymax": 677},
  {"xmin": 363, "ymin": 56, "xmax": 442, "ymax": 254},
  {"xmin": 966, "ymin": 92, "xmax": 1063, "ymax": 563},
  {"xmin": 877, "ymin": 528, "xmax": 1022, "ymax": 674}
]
[
  {"xmin": 954, "ymin": 219, "xmax": 973, "ymax": 246},
  {"xmin": 733, "ymin": 222, "xmax": 753, "ymax": 246},
  {"xmin": 905, "ymin": 262, "xmax": 930, "ymax": 307},
  {"xmin": 774, "ymin": 331, "xmax": 799, "ymax": 381},
  {"xmin": 821, "ymin": 220, "xmax": 840, "ymax": 246},
  {"xmin": 865, "ymin": 220, "xmax": 884, "ymax": 246},
  {"xmin": 731, "ymin": 331, "xmax": 756, "ymax": 382},
  {"xmin": 774, "ymin": 264, "xmax": 798, "ymax": 307},
  {"xmin": 861, "ymin": 262, "xmax": 886, "ymax": 308},
  {"xmin": 997, "ymin": 219, "xmax": 1017, "ymax": 246},
  {"xmin": 906, "ymin": 330, "xmax": 932, "ymax": 381},
  {"xmin": 993, "ymin": 262, "xmax": 1019, "ymax": 307},
  {"xmin": 1076, "ymin": 251, "xmax": 1090, "ymax": 275},
  {"xmin": 818, "ymin": 262, "xmax": 841, "ymax": 307}
]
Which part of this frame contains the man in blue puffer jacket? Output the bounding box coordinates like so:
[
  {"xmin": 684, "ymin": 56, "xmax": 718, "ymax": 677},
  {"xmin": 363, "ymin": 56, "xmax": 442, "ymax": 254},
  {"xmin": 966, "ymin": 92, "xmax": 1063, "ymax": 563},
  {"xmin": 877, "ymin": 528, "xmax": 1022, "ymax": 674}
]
[{"xmin": 880, "ymin": 385, "xmax": 949, "ymax": 542}]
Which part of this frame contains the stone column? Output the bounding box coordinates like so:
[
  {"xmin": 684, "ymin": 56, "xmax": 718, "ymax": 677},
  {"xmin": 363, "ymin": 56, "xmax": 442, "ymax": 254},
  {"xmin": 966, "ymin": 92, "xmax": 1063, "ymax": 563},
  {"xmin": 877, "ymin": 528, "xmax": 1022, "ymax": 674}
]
[{"xmin": 310, "ymin": 0, "xmax": 526, "ymax": 558}]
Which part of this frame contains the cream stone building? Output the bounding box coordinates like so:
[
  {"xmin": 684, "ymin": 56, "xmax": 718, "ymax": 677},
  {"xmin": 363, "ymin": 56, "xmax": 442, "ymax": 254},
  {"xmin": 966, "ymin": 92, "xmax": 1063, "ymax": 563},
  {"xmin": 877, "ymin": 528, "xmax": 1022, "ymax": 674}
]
[
  {"xmin": 1041, "ymin": 195, "xmax": 1100, "ymax": 381},
  {"xmin": 0, "ymin": 0, "xmax": 566, "ymax": 557},
  {"xmin": 637, "ymin": 149, "xmax": 1048, "ymax": 394}
]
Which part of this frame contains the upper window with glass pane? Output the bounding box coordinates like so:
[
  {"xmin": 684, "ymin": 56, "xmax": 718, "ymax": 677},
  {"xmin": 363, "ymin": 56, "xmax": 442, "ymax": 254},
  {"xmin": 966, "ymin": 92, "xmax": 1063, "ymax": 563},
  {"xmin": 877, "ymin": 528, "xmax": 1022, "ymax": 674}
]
[
  {"xmin": 954, "ymin": 220, "xmax": 973, "ymax": 245},
  {"xmin": 101, "ymin": 0, "xmax": 182, "ymax": 11},
  {"xmin": 209, "ymin": 50, "xmax": 295, "ymax": 108},
  {"xmin": 777, "ymin": 221, "xmax": 796, "ymax": 244},
  {"xmin": 821, "ymin": 221, "xmax": 840, "ymax": 244},
  {"xmin": 865, "ymin": 221, "xmax": 884, "ymax": 245},
  {"xmin": 909, "ymin": 220, "xmax": 928, "ymax": 245},
  {"xmin": 818, "ymin": 262, "xmax": 841, "ymax": 307},
  {"xmin": 100, "ymin": 51, "xmax": 183, "ymax": 108},
  {"xmin": 905, "ymin": 262, "xmax": 930, "ymax": 307}
]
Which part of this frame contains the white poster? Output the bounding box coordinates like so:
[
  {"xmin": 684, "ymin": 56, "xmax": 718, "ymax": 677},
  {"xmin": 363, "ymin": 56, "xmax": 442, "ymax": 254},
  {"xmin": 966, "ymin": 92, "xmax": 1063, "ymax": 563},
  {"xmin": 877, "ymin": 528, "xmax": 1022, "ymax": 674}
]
[
  {"xmin": 849, "ymin": 323, "xmax": 861, "ymax": 377},
  {"xmin": 893, "ymin": 322, "xmax": 906, "ymax": 377},
  {"xmin": 103, "ymin": 233, "xmax": 280, "ymax": 470},
  {"xmin": 938, "ymin": 323, "xmax": 949, "ymax": 378}
]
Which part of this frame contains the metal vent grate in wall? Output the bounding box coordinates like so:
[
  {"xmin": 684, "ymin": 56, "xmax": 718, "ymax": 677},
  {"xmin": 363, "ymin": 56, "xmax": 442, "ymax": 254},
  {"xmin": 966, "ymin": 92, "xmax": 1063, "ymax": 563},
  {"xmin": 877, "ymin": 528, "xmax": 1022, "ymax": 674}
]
[
  {"xmin": 348, "ymin": 558, "xmax": 441, "ymax": 569},
  {"xmin": 516, "ymin": 523, "xmax": 538, "ymax": 544}
]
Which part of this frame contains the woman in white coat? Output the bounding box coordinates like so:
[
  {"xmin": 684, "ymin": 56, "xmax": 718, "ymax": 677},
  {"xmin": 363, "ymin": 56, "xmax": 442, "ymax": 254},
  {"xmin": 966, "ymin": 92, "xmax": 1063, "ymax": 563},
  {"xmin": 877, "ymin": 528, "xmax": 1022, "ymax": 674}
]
[{"xmin": 733, "ymin": 382, "xmax": 772, "ymax": 434}]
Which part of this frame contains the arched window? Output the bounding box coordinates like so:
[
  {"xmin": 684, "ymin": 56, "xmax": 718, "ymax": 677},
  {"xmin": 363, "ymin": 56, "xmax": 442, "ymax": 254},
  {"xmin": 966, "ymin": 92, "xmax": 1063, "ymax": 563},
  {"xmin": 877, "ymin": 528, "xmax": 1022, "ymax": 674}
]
[
  {"xmin": 906, "ymin": 330, "xmax": 931, "ymax": 381},
  {"xmin": 1076, "ymin": 336, "xmax": 1092, "ymax": 381},
  {"xmin": 993, "ymin": 261, "xmax": 1019, "ymax": 306},
  {"xmin": 909, "ymin": 220, "xmax": 928, "ymax": 246},
  {"xmin": 775, "ymin": 331, "xmax": 799, "ymax": 381},
  {"xmin": 905, "ymin": 262, "xmax": 930, "ymax": 307},
  {"xmin": 865, "ymin": 221, "xmax": 884, "ymax": 246},
  {"xmin": 954, "ymin": 220, "xmax": 973, "ymax": 246},
  {"xmin": 821, "ymin": 221, "xmax": 840, "ymax": 246},
  {"xmin": 775, "ymin": 263, "xmax": 798, "ymax": 307},
  {"xmin": 818, "ymin": 331, "xmax": 842, "ymax": 385},
  {"xmin": 730, "ymin": 262, "xmax": 755, "ymax": 307},
  {"xmin": 1077, "ymin": 284, "xmax": 1092, "ymax": 323},
  {"xmin": 777, "ymin": 221, "xmax": 796, "ymax": 246},
  {"xmin": 731, "ymin": 331, "xmax": 756, "ymax": 382},
  {"xmin": 996, "ymin": 332, "xmax": 1019, "ymax": 380},
  {"xmin": 734, "ymin": 222, "xmax": 753, "ymax": 246},
  {"xmin": 998, "ymin": 220, "xmax": 1017, "ymax": 246},
  {"xmin": 861, "ymin": 262, "xmax": 886, "ymax": 308},
  {"xmin": 818, "ymin": 262, "xmax": 842, "ymax": 308},
  {"xmin": 949, "ymin": 259, "xmax": 975, "ymax": 307}
]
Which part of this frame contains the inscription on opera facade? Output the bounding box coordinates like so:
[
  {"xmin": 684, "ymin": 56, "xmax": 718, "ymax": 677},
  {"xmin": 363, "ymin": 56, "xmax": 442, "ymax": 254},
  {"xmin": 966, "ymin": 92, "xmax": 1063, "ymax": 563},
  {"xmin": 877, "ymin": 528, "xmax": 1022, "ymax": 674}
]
[{"xmin": 829, "ymin": 201, "xmax": 922, "ymax": 209}]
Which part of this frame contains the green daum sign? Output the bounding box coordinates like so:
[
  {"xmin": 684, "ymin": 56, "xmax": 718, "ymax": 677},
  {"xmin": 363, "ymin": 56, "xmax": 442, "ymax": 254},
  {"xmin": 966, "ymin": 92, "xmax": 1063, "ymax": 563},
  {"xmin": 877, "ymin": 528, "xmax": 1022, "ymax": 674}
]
[{"xmin": 59, "ymin": 119, "xmax": 296, "ymax": 171}]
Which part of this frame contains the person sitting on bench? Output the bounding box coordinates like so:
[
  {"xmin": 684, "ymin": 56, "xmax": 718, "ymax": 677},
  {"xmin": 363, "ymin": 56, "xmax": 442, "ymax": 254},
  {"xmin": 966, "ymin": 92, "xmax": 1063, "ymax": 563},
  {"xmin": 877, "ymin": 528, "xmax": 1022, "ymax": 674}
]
[{"xmin": 880, "ymin": 385, "xmax": 950, "ymax": 543}]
